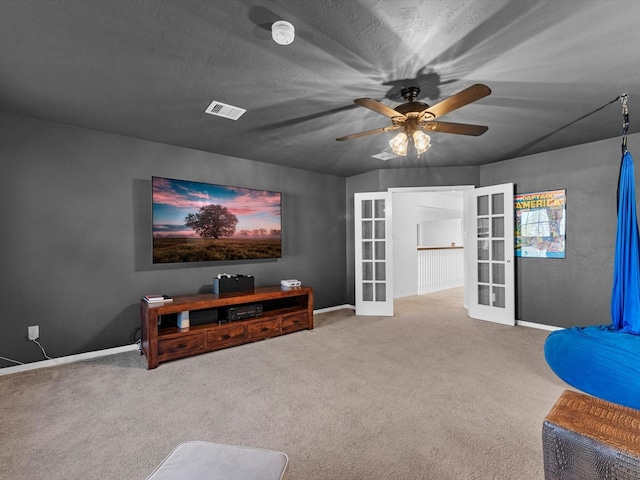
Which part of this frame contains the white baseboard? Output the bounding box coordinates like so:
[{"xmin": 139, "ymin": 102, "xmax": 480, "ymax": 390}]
[
  {"xmin": 0, "ymin": 344, "xmax": 140, "ymax": 376},
  {"xmin": 517, "ymin": 320, "xmax": 563, "ymax": 332},
  {"xmin": 314, "ymin": 304, "xmax": 354, "ymax": 313},
  {"xmin": 394, "ymin": 292, "xmax": 418, "ymax": 299}
]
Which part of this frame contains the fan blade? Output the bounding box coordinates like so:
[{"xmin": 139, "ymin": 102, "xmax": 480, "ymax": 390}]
[
  {"xmin": 354, "ymin": 98, "xmax": 405, "ymax": 119},
  {"xmin": 336, "ymin": 125, "xmax": 401, "ymax": 141},
  {"xmin": 422, "ymin": 121, "xmax": 488, "ymax": 136},
  {"xmin": 421, "ymin": 84, "xmax": 491, "ymax": 119}
]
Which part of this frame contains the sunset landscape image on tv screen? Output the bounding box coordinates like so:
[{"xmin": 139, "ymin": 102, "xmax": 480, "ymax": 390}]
[{"xmin": 152, "ymin": 177, "xmax": 282, "ymax": 263}]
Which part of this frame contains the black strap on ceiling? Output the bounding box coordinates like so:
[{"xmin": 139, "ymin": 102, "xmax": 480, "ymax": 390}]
[
  {"xmin": 621, "ymin": 93, "xmax": 629, "ymax": 154},
  {"xmin": 616, "ymin": 93, "xmax": 630, "ymax": 213}
]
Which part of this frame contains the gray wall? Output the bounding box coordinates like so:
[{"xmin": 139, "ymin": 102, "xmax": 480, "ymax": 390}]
[
  {"xmin": 0, "ymin": 113, "xmax": 347, "ymax": 367},
  {"xmin": 481, "ymin": 135, "xmax": 630, "ymax": 327}
]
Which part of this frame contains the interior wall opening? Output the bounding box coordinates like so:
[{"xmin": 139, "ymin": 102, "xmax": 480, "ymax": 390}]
[{"xmin": 390, "ymin": 186, "xmax": 473, "ymax": 308}]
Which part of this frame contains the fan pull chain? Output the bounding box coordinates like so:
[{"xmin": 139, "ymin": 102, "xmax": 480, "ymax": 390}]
[{"xmin": 621, "ymin": 93, "xmax": 629, "ymax": 153}]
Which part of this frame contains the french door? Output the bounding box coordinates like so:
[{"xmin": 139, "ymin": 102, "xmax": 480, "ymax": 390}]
[
  {"xmin": 354, "ymin": 192, "xmax": 394, "ymax": 316},
  {"xmin": 464, "ymin": 183, "xmax": 515, "ymax": 325}
]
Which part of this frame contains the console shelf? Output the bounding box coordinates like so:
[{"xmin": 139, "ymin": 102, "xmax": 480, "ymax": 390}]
[{"xmin": 140, "ymin": 286, "xmax": 313, "ymax": 369}]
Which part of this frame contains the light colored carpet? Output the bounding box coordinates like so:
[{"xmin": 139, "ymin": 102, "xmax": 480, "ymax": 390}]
[{"xmin": 0, "ymin": 288, "xmax": 567, "ymax": 479}]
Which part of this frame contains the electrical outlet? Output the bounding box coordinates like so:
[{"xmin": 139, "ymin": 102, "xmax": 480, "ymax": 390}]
[{"xmin": 28, "ymin": 325, "xmax": 39, "ymax": 340}]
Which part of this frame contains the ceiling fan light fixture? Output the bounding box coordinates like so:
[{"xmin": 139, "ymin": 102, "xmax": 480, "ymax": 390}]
[
  {"xmin": 389, "ymin": 132, "xmax": 408, "ymax": 156},
  {"xmin": 413, "ymin": 130, "xmax": 431, "ymax": 154},
  {"xmin": 272, "ymin": 20, "xmax": 295, "ymax": 45}
]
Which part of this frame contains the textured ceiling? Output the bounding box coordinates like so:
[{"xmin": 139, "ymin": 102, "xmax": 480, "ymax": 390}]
[{"xmin": 1, "ymin": 0, "xmax": 639, "ymax": 177}]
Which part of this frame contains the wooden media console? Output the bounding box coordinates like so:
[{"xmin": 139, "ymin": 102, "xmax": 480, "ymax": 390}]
[{"xmin": 140, "ymin": 286, "xmax": 313, "ymax": 369}]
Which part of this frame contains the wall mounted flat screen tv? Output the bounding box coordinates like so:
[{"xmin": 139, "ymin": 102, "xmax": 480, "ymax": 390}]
[{"xmin": 152, "ymin": 176, "xmax": 281, "ymax": 263}]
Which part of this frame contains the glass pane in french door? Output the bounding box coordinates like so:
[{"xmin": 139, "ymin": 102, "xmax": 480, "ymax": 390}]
[
  {"xmin": 362, "ymin": 241, "xmax": 372, "ymax": 260},
  {"xmin": 363, "ymin": 283, "xmax": 373, "ymax": 301}
]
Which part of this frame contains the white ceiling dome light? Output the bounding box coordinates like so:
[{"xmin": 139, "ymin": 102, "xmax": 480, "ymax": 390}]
[{"xmin": 272, "ymin": 20, "xmax": 295, "ymax": 45}]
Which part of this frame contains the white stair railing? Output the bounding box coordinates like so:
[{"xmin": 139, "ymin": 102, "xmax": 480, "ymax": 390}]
[{"xmin": 417, "ymin": 247, "xmax": 464, "ymax": 294}]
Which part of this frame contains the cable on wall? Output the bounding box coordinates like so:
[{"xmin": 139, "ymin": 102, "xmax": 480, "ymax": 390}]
[
  {"xmin": 1, "ymin": 339, "xmax": 53, "ymax": 367},
  {"xmin": 32, "ymin": 339, "xmax": 52, "ymax": 360},
  {"xmin": 0, "ymin": 355, "xmax": 24, "ymax": 365}
]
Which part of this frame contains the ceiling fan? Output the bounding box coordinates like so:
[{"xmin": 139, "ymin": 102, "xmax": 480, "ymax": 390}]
[{"xmin": 336, "ymin": 84, "xmax": 491, "ymax": 156}]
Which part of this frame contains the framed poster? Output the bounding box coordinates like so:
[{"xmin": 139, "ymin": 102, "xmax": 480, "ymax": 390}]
[{"xmin": 515, "ymin": 189, "xmax": 566, "ymax": 258}]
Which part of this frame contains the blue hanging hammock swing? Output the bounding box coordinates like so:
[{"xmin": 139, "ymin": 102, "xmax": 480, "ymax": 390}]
[{"xmin": 544, "ymin": 94, "xmax": 640, "ymax": 410}]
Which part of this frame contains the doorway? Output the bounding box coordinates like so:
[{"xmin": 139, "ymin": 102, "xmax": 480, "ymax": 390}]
[{"xmin": 389, "ymin": 186, "xmax": 473, "ymax": 305}]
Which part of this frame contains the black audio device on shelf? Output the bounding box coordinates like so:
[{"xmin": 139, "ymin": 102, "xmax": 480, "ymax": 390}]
[{"xmin": 222, "ymin": 303, "xmax": 263, "ymax": 323}]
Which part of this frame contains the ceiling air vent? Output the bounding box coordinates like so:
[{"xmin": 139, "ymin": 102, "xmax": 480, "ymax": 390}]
[
  {"xmin": 204, "ymin": 100, "xmax": 246, "ymax": 120},
  {"xmin": 371, "ymin": 152, "xmax": 397, "ymax": 161}
]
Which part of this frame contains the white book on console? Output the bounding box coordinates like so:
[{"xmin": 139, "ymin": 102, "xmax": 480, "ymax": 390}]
[{"xmin": 143, "ymin": 294, "xmax": 173, "ymax": 303}]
